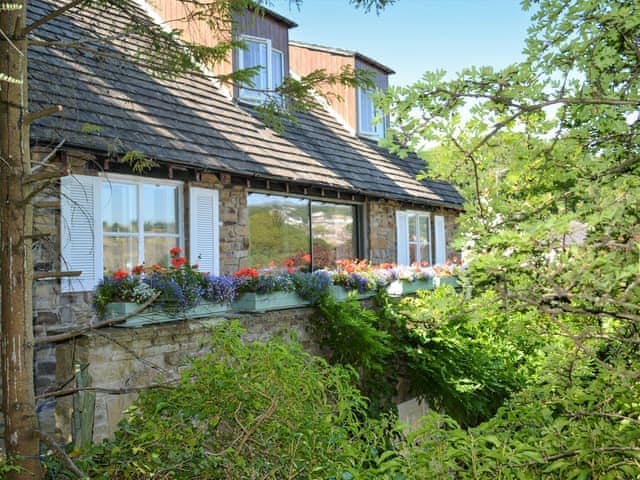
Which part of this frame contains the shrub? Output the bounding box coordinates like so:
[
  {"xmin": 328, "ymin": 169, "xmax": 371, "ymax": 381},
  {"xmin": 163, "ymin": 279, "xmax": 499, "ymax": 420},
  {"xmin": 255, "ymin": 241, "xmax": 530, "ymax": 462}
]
[{"xmin": 78, "ymin": 322, "xmax": 403, "ymax": 479}]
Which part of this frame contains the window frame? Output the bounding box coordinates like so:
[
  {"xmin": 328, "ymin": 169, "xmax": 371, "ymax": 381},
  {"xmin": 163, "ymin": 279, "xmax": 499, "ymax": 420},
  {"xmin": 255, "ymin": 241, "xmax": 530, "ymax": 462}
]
[
  {"xmin": 60, "ymin": 173, "xmax": 187, "ymax": 292},
  {"xmin": 410, "ymin": 211, "xmax": 432, "ymax": 266},
  {"xmin": 99, "ymin": 174, "xmax": 184, "ymax": 272},
  {"xmin": 237, "ymin": 35, "xmax": 284, "ymax": 103},
  {"xmin": 247, "ymin": 191, "xmax": 364, "ymax": 270},
  {"xmin": 396, "ymin": 209, "xmax": 447, "ymax": 266},
  {"xmin": 357, "ymin": 87, "xmax": 385, "ymax": 138}
]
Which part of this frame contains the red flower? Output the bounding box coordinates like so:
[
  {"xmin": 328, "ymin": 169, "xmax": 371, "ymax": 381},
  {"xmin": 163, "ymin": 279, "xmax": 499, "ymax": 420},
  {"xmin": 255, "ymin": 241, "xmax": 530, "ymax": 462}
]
[
  {"xmin": 132, "ymin": 264, "xmax": 144, "ymax": 275},
  {"xmin": 233, "ymin": 268, "xmax": 259, "ymax": 278},
  {"xmin": 169, "ymin": 246, "xmax": 182, "ymax": 256},
  {"xmin": 171, "ymin": 256, "xmax": 188, "ymax": 268},
  {"xmin": 345, "ymin": 264, "xmax": 355, "ymax": 273},
  {"xmin": 113, "ymin": 269, "xmax": 128, "ymax": 280},
  {"xmin": 287, "ymin": 267, "xmax": 294, "ymax": 274},
  {"xmin": 302, "ymin": 254, "xmax": 311, "ymax": 263},
  {"xmin": 284, "ymin": 258, "xmax": 294, "ymax": 268}
]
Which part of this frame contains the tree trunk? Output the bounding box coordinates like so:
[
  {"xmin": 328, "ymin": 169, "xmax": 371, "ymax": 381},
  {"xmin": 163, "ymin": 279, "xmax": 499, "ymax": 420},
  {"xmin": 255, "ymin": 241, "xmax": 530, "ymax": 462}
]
[{"xmin": 1, "ymin": 2, "xmax": 41, "ymax": 478}]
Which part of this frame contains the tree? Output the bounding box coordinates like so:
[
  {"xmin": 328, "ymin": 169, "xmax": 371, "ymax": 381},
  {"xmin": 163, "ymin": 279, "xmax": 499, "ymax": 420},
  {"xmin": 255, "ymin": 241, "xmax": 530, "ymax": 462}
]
[
  {"xmin": 0, "ymin": 0, "xmax": 394, "ymax": 477},
  {"xmin": 382, "ymin": 0, "xmax": 640, "ymax": 475}
]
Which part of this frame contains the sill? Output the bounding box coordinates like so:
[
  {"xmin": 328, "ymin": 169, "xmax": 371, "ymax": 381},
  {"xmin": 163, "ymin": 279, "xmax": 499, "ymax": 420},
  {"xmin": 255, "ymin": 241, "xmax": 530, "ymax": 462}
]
[{"xmin": 357, "ymin": 131, "xmax": 384, "ymax": 141}]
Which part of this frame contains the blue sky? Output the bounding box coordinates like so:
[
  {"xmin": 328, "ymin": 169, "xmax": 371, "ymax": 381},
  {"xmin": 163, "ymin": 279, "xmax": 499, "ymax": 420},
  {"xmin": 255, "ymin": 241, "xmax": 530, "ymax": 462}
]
[{"xmin": 271, "ymin": 0, "xmax": 533, "ymax": 87}]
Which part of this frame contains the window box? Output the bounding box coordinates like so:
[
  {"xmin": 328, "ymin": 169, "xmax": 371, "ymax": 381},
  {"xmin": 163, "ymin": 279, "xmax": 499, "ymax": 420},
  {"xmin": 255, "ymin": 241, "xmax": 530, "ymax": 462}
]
[
  {"xmin": 232, "ymin": 291, "xmax": 309, "ymax": 313},
  {"xmin": 328, "ymin": 285, "xmax": 376, "ymax": 302},
  {"xmin": 434, "ymin": 276, "xmax": 458, "ymax": 288},
  {"xmin": 104, "ymin": 301, "xmax": 229, "ymax": 328},
  {"xmin": 386, "ymin": 279, "xmax": 434, "ymax": 297}
]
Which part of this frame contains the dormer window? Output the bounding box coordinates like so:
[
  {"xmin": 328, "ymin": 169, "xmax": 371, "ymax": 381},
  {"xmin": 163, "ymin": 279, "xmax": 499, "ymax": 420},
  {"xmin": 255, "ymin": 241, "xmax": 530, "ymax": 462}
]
[
  {"xmin": 238, "ymin": 35, "xmax": 284, "ymax": 103},
  {"xmin": 357, "ymin": 87, "xmax": 385, "ymax": 138}
]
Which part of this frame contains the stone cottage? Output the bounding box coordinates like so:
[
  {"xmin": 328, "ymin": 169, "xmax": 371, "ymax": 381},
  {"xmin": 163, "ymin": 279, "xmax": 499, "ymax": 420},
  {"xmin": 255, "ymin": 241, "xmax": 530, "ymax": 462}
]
[{"xmin": 26, "ymin": 0, "xmax": 464, "ymax": 441}]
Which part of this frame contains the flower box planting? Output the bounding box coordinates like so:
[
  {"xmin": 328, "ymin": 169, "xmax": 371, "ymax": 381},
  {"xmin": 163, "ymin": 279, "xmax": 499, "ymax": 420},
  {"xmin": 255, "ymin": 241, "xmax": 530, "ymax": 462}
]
[
  {"xmin": 95, "ymin": 248, "xmax": 236, "ymax": 327},
  {"xmin": 95, "ymin": 252, "xmax": 463, "ymax": 321}
]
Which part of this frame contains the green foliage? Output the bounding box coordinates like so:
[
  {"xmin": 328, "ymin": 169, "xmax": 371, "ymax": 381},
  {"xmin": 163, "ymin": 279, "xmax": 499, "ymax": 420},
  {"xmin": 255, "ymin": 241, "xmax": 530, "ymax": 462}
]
[
  {"xmin": 381, "ymin": 0, "xmax": 640, "ymax": 475},
  {"xmin": 393, "ymin": 288, "xmax": 534, "ymax": 426},
  {"xmin": 312, "ymin": 290, "xmax": 531, "ymax": 423},
  {"xmin": 120, "ymin": 150, "xmax": 156, "ymax": 173},
  {"xmin": 0, "ymin": 3, "xmax": 21, "ymax": 10},
  {"xmin": 0, "ymin": 71, "xmax": 22, "ymax": 88},
  {"xmin": 314, "ymin": 296, "xmax": 395, "ymax": 409},
  {"xmin": 403, "ymin": 350, "xmax": 640, "ymax": 479},
  {"xmin": 77, "ymin": 322, "xmax": 403, "ymax": 479}
]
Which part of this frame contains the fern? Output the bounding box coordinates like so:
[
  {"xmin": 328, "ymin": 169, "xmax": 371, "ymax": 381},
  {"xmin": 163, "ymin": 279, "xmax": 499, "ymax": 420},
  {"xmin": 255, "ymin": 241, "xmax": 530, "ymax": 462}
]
[
  {"xmin": 0, "ymin": 72, "xmax": 22, "ymax": 85},
  {"xmin": 0, "ymin": 3, "xmax": 21, "ymax": 11}
]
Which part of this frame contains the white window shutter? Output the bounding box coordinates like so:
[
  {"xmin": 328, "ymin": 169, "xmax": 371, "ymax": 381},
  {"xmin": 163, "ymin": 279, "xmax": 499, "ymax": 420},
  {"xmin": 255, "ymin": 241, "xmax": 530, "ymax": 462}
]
[
  {"xmin": 396, "ymin": 211, "xmax": 409, "ymax": 266},
  {"xmin": 189, "ymin": 187, "xmax": 219, "ymax": 275},
  {"xmin": 434, "ymin": 215, "xmax": 446, "ymax": 265},
  {"xmin": 60, "ymin": 175, "xmax": 100, "ymax": 292}
]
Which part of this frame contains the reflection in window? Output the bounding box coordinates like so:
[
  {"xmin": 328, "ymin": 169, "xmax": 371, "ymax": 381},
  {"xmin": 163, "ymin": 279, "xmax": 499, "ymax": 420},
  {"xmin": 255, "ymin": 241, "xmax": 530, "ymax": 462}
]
[
  {"xmin": 102, "ymin": 181, "xmax": 180, "ymax": 272},
  {"xmin": 248, "ymin": 193, "xmax": 358, "ymax": 270},
  {"xmin": 311, "ymin": 201, "xmax": 355, "ymax": 269}
]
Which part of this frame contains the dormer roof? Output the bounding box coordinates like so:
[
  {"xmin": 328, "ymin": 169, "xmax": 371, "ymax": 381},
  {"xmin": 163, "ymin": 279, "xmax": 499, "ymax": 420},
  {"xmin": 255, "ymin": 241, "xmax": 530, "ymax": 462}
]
[{"xmin": 254, "ymin": 5, "xmax": 298, "ymax": 29}]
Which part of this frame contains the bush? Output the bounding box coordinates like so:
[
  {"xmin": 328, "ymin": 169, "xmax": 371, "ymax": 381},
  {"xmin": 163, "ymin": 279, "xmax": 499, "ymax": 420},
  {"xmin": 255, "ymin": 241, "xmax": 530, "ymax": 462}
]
[{"xmin": 78, "ymin": 322, "xmax": 403, "ymax": 479}]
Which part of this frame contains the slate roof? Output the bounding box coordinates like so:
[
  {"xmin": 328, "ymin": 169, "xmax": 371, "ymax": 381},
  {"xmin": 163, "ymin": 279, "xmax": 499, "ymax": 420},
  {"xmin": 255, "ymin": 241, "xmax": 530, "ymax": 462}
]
[{"xmin": 27, "ymin": 0, "xmax": 464, "ymax": 210}]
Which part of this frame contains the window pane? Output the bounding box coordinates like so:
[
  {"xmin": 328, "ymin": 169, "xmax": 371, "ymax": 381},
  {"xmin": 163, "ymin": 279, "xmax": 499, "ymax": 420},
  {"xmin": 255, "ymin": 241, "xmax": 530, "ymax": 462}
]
[
  {"xmin": 103, "ymin": 236, "xmax": 138, "ymax": 273},
  {"xmin": 242, "ymin": 39, "xmax": 268, "ymax": 91},
  {"xmin": 271, "ymin": 50, "xmax": 283, "ymax": 91},
  {"xmin": 102, "ymin": 182, "xmax": 137, "ymax": 233},
  {"xmin": 311, "ymin": 201, "xmax": 355, "ymax": 269},
  {"xmin": 248, "ymin": 194, "xmax": 310, "ymax": 269},
  {"xmin": 143, "ymin": 184, "xmax": 178, "ymax": 233},
  {"xmin": 144, "ymin": 236, "xmax": 179, "ymax": 267},
  {"xmin": 419, "ymin": 215, "xmax": 429, "ymax": 243},
  {"xmin": 358, "ymin": 88, "xmax": 375, "ymax": 133}
]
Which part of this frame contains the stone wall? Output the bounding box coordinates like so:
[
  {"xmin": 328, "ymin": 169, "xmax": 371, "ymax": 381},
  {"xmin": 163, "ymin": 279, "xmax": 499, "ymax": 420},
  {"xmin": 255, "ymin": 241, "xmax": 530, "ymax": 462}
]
[
  {"xmin": 367, "ymin": 199, "xmax": 400, "ymax": 264},
  {"xmin": 218, "ymin": 174, "xmax": 250, "ymax": 273},
  {"xmin": 55, "ymin": 308, "xmax": 320, "ymax": 442}
]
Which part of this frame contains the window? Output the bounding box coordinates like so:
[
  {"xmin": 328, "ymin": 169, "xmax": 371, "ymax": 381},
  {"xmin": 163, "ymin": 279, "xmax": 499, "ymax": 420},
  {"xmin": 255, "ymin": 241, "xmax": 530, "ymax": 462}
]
[
  {"xmin": 102, "ymin": 181, "xmax": 180, "ymax": 273},
  {"xmin": 247, "ymin": 193, "xmax": 359, "ymax": 270},
  {"xmin": 396, "ymin": 211, "xmax": 446, "ymax": 266},
  {"xmin": 238, "ymin": 36, "xmax": 284, "ymax": 103},
  {"xmin": 60, "ymin": 174, "xmax": 220, "ymax": 292},
  {"xmin": 357, "ymin": 87, "xmax": 385, "ymax": 138}
]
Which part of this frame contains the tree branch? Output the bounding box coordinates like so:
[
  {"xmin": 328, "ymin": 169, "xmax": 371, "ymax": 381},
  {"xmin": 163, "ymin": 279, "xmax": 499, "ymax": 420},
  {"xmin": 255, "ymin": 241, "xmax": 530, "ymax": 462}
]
[
  {"xmin": 33, "ymin": 270, "xmax": 81, "ymax": 280},
  {"xmin": 22, "ymin": 0, "xmax": 87, "ymax": 36},
  {"xmin": 34, "ymin": 293, "xmax": 160, "ymax": 345},
  {"xmin": 24, "ymin": 105, "xmax": 62, "ymax": 125},
  {"xmin": 35, "ymin": 382, "xmax": 174, "ymax": 400},
  {"xmin": 35, "ymin": 430, "xmax": 87, "ymax": 479}
]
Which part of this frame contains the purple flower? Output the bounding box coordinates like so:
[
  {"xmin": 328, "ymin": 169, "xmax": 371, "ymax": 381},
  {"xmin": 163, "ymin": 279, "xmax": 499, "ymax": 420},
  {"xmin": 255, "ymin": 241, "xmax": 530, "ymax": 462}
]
[{"xmin": 204, "ymin": 274, "xmax": 237, "ymax": 304}]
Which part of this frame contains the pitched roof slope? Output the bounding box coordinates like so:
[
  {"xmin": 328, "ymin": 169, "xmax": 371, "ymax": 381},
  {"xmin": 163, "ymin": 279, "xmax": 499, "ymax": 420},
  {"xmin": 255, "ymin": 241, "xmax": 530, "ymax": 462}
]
[{"xmin": 27, "ymin": 0, "xmax": 463, "ymax": 210}]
